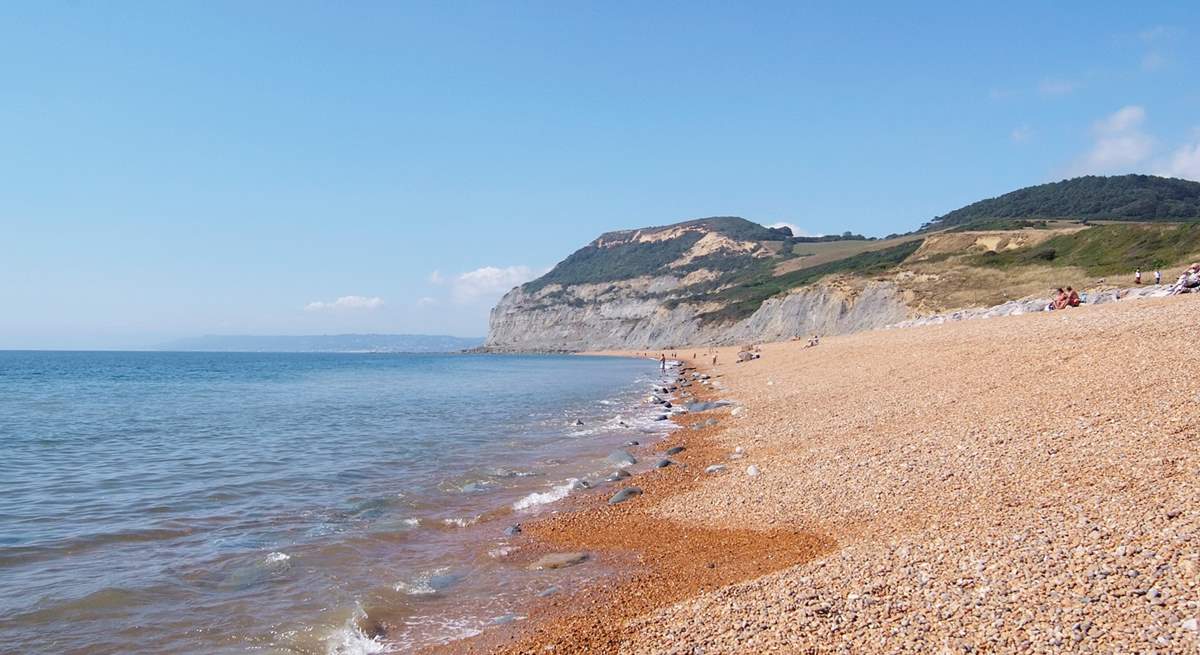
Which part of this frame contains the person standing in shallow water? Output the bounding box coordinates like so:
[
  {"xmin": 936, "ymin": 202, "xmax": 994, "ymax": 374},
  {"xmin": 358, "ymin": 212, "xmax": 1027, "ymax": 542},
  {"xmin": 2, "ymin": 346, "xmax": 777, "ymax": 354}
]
[{"xmin": 660, "ymin": 354, "xmax": 666, "ymax": 372}]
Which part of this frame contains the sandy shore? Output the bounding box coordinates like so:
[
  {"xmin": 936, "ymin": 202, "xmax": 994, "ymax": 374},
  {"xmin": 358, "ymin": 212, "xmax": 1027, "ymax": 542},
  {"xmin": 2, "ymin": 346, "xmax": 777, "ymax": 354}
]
[{"xmin": 440, "ymin": 295, "xmax": 1200, "ymax": 653}]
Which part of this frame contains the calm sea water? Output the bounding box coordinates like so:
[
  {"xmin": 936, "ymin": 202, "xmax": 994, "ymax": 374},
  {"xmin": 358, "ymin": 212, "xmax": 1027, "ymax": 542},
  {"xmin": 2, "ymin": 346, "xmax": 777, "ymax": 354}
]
[{"xmin": 0, "ymin": 351, "xmax": 672, "ymax": 654}]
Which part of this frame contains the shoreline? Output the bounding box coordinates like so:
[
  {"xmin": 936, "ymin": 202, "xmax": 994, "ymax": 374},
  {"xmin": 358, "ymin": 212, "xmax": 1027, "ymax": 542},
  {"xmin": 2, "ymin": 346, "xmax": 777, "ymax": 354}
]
[
  {"xmin": 424, "ymin": 354, "xmax": 834, "ymax": 653},
  {"xmin": 430, "ymin": 294, "xmax": 1200, "ymax": 653}
]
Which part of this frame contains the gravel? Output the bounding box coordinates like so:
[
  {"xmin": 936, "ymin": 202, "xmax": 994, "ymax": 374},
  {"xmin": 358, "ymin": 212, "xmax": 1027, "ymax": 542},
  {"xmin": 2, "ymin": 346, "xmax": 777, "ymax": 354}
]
[{"xmin": 623, "ymin": 295, "xmax": 1200, "ymax": 654}]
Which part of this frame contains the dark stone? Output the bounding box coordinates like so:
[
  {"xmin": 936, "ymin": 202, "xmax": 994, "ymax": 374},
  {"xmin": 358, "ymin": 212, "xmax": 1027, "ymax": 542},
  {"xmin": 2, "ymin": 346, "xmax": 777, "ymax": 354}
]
[
  {"xmin": 503, "ymin": 524, "xmax": 522, "ymax": 537},
  {"xmin": 624, "ymin": 440, "xmax": 639, "ymax": 447},
  {"xmin": 606, "ymin": 449, "xmax": 637, "ymax": 466},
  {"xmin": 666, "ymin": 446, "xmax": 686, "ymax": 456},
  {"xmin": 654, "ymin": 459, "xmax": 673, "ymax": 468},
  {"xmin": 530, "ymin": 552, "xmax": 589, "ymax": 570},
  {"xmin": 608, "ymin": 487, "xmax": 643, "ymax": 505},
  {"xmin": 604, "ymin": 469, "xmax": 631, "ymax": 482}
]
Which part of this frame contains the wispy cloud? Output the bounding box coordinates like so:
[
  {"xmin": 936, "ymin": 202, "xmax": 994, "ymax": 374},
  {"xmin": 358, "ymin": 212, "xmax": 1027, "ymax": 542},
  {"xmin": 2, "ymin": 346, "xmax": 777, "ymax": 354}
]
[
  {"xmin": 1011, "ymin": 124, "xmax": 1033, "ymax": 143},
  {"xmin": 1141, "ymin": 52, "xmax": 1168, "ymax": 71},
  {"xmin": 1039, "ymin": 78, "xmax": 1081, "ymax": 97},
  {"xmin": 1156, "ymin": 138, "xmax": 1200, "ymax": 182},
  {"xmin": 304, "ymin": 295, "xmax": 385, "ymax": 312},
  {"xmin": 1138, "ymin": 25, "xmax": 1177, "ymax": 43},
  {"xmin": 430, "ymin": 265, "xmax": 544, "ymax": 304},
  {"xmin": 1066, "ymin": 106, "xmax": 1154, "ymax": 175}
]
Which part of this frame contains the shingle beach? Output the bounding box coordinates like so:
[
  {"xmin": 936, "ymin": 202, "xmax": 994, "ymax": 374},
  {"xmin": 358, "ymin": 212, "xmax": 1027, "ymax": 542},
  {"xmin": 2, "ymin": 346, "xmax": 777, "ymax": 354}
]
[{"xmin": 445, "ymin": 294, "xmax": 1200, "ymax": 654}]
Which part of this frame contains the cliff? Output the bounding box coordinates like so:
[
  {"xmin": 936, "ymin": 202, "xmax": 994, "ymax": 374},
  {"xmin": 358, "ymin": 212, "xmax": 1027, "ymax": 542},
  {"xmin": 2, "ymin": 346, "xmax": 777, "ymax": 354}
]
[{"xmin": 485, "ymin": 217, "xmax": 918, "ymax": 351}]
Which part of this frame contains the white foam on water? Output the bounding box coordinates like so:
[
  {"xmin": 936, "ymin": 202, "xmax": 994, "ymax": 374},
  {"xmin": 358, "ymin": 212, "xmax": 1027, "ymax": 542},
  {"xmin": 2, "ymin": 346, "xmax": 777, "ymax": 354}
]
[
  {"xmin": 324, "ymin": 606, "xmax": 386, "ymax": 655},
  {"xmin": 440, "ymin": 516, "xmax": 478, "ymax": 528},
  {"xmin": 264, "ymin": 551, "xmax": 290, "ymax": 564},
  {"xmin": 402, "ymin": 518, "xmax": 420, "ymax": 527},
  {"xmin": 394, "ymin": 566, "xmax": 450, "ymax": 596},
  {"xmin": 511, "ymin": 479, "xmax": 577, "ymax": 511}
]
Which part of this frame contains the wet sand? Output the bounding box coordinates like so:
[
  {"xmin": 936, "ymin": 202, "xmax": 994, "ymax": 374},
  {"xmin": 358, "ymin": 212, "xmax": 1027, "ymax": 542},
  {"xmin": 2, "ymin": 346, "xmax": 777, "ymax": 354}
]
[{"xmin": 434, "ymin": 294, "xmax": 1200, "ymax": 653}]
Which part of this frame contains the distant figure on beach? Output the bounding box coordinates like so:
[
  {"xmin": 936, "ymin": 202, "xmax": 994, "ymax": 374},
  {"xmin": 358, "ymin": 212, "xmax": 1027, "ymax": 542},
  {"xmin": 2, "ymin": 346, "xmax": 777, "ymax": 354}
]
[
  {"xmin": 712, "ymin": 354, "xmax": 717, "ymax": 366},
  {"xmin": 805, "ymin": 334, "xmax": 820, "ymax": 347},
  {"xmin": 1066, "ymin": 287, "xmax": 1080, "ymax": 307},
  {"xmin": 1135, "ymin": 268, "xmax": 1142, "ymax": 285},
  {"xmin": 660, "ymin": 354, "xmax": 666, "ymax": 372},
  {"xmin": 1050, "ymin": 287, "xmax": 1067, "ymax": 310},
  {"xmin": 1155, "ymin": 270, "xmax": 1162, "ymax": 285}
]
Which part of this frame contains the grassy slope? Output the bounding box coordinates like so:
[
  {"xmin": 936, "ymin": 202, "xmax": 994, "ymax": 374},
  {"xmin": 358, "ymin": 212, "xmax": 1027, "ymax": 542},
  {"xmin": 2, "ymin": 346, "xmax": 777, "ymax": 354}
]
[{"xmin": 974, "ymin": 223, "xmax": 1200, "ymax": 276}]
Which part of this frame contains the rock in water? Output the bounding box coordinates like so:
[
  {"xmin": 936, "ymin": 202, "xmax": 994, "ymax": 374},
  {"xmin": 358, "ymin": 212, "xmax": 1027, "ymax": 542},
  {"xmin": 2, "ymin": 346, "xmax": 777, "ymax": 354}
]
[
  {"xmin": 536, "ymin": 586, "xmax": 561, "ymax": 598},
  {"xmin": 665, "ymin": 445, "xmax": 686, "ymax": 456},
  {"xmin": 572, "ymin": 419, "xmax": 584, "ymax": 426},
  {"xmin": 606, "ymin": 449, "xmax": 637, "ymax": 466},
  {"xmin": 604, "ymin": 469, "xmax": 631, "ymax": 482},
  {"xmin": 503, "ymin": 524, "xmax": 522, "ymax": 537},
  {"xmin": 624, "ymin": 440, "xmax": 639, "ymax": 447},
  {"xmin": 569, "ymin": 479, "xmax": 590, "ymax": 491},
  {"xmin": 705, "ymin": 464, "xmax": 727, "ymax": 474},
  {"xmin": 608, "ymin": 487, "xmax": 643, "ymax": 505},
  {"xmin": 529, "ymin": 552, "xmax": 590, "ymax": 570}
]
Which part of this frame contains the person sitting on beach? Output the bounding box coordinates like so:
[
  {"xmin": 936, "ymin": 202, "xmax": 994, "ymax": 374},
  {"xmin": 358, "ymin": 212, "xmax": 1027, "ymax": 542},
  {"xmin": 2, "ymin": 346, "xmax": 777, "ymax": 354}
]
[
  {"xmin": 805, "ymin": 334, "xmax": 820, "ymax": 347},
  {"xmin": 1050, "ymin": 288, "xmax": 1067, "ymax": 310},
  {"xmin": 1066, "ymin": 287, "xmax": 1080, "ymax": 307}
]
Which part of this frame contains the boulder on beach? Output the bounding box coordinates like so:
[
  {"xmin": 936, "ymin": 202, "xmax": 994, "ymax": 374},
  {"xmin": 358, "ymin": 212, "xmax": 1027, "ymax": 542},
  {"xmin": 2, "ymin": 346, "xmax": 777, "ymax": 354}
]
[
  {"xmin": 608, "ymin": 487, "xmax": 643, "ymax": 505},
  {"xmin": 569, "ymin": 479, "xmax": 591, "ymax": 491},
  {"xmin": 606, "ymin": 449, "xmax": 637, "ymax": 466},
  {"xmin": 503, "ymin": 524, "xmax": 522, "ymax": 537},
  {"xmin": 704, "ymin": 464, "xmax": 727, "ymax": 474},
  {"xmin": 536, "ymin": 585, "xmax": 561, "ymax": 598},
  {"xmin": 665, "ymin": 445, "xmax": 686, "ymax": 456},
  {"xmin": 605, "ymin": 469, "xmax": 631, "ymax": 481},
  {"xmin": 654, "ymin": 458, "xmax": 673, "ymax": 468},
  {"xmin": 529, "ymin": 552, "xmax": 589, "ymax": 570}
]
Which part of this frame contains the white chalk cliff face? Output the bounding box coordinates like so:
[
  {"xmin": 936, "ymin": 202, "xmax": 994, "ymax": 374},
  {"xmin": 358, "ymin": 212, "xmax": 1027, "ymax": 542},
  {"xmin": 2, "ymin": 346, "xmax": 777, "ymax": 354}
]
[{"xmin": 483, "ymin": 217, "xmax": 915, "ymax": 352}]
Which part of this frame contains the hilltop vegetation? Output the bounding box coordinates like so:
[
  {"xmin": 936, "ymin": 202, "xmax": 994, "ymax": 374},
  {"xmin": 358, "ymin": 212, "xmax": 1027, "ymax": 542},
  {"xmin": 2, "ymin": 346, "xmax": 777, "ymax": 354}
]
[
  {"xmin": 925, "ymin": 175, "xmax": 1200, "ymax": 230},
  {"xmin": 974, "ymin": 223, "xmax": 1200, "ymax": 276}
]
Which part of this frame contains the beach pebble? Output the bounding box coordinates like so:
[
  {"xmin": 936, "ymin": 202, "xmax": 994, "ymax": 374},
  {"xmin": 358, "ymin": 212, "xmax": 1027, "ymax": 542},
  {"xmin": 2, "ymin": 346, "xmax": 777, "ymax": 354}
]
[
  {"xmin": 705, "ymin": 464, "xmax": 727, "ymax": 474},
  {"xmin": 606, "ymin": 449, "xmax": 637, "ymax": 467},
  {"xmin": 569, "ymin": 479, "xmax": 590, "ymax": 491},
  {"xmin": 731, "ymin": 407, "xmax": 745, "ymax": 417},
  {"xmin": 704, "ymin": 419, "xmax": 719, "ymax": 427},
  {"xmin": 529, "ymin": 552, "xmax": 589, "ymax": 570},
  {"xmin": 666, "ymin": 446, "xmax": 686, "ymax": 456},
  {"xmin": 624, "ymin": 440, "xmax": 639, "ymax": 446},
  {"xmin": 536, "ymin": 586, "xmax": 561, "ymax": 598},
  {"xmin": 655, "ymin": 415, "xmax": 669, "ymax": 421},
  {"xmin": 608, "ymin": 487, "xmax": 643, "ymax": 505},
  {"xmin": 654, "ymin": 459, "xmax": 673, "ymax": 469},
  {"xmin": 734, "ymin": 446, "xmax": 744, "ymax": 454},
  {"xmin": 1182, "ymin": 618, "xmax": 1198, "ymax": 632},
  {"xmin": 503, "ymin": 524, "xmax": 522, "ymax": 537},
  {"xmin": 492, "ymin": 614, "xmax": 518, "ymax": 625},
  {"xmin": 746, "ymin": 464, "xmax": 760, "ymax": 477},
  {"xmin": 605, "ymin": 469, "xmax": 631, "ymax": 482}
]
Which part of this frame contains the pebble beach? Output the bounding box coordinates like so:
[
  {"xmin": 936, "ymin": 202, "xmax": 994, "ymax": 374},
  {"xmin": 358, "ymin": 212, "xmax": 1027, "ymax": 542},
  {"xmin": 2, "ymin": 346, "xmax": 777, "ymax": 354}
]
[{"xmin": 444, "ymin": 294, "xmax": 1200, "ymax": 654}]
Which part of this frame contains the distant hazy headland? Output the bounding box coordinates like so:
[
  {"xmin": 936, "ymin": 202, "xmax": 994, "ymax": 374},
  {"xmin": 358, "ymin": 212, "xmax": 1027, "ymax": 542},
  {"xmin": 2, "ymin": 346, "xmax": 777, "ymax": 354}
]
[{"xmin": 158, "ymin": 334, "xmax": 483, "ymax": 353}]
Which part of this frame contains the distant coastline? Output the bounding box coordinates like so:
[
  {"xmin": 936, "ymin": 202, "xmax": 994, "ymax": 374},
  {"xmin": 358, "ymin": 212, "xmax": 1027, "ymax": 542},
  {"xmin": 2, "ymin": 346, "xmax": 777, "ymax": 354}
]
[{"xmin": 156, "ymin": 333, "xmax": 483, "ymax": 353}]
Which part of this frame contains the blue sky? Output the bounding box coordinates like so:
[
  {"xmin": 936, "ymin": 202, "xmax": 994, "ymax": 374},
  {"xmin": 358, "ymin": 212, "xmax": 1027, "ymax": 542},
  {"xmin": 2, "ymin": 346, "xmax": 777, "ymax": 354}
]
[{"xmin": 2, "ymin": 2, "xmax": 1198, "ymax": 348}]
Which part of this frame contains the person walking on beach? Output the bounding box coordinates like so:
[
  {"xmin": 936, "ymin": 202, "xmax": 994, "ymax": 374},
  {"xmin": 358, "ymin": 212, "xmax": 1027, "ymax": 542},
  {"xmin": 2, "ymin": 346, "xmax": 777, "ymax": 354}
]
[
  {"xmin": 1155, "ymin": 270, "xmax": 1162, "ymax": 285},
  {"xmin": 1135, "ymin": 268, "xmax": 1142, "ymax": 285}
]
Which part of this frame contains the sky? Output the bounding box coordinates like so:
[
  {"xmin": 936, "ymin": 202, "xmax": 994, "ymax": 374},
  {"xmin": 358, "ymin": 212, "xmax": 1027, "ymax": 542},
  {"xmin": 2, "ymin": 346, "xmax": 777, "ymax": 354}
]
[{"xmin": 2, "ymin": 2, "xmax": 1198, "ymax": 348}]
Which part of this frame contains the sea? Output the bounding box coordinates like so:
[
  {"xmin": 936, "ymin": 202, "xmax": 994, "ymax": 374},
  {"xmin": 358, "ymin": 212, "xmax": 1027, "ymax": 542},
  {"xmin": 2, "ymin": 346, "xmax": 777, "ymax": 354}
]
[{"xmin": 0, "ymin": 351, "xmax": 676, "ymax": 654}]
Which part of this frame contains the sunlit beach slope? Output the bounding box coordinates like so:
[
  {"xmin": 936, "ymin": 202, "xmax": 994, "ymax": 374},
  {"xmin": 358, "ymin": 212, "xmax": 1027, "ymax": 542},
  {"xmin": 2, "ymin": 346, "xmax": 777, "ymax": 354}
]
[{"xmin": 597, "ymin": 295, "xmax": 1198, "ymax": 652}]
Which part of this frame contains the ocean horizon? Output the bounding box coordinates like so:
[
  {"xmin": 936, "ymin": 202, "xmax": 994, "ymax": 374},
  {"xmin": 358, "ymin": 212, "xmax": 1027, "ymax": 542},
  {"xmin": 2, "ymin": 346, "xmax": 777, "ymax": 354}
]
[{"xmin": 0, "ymin": 351, "xmax": 675, "ymax": 654}]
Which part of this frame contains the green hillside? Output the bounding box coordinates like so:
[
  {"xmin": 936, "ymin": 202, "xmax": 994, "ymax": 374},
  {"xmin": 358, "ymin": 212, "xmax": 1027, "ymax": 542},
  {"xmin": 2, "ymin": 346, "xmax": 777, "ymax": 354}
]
[
  {"xmin": 974, "ymin": 223, "xmax": 1200, "ymax": 276},
  {"xmin": 925, "ymin": 175, "xmax": 1200, "ymax": 231}
]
